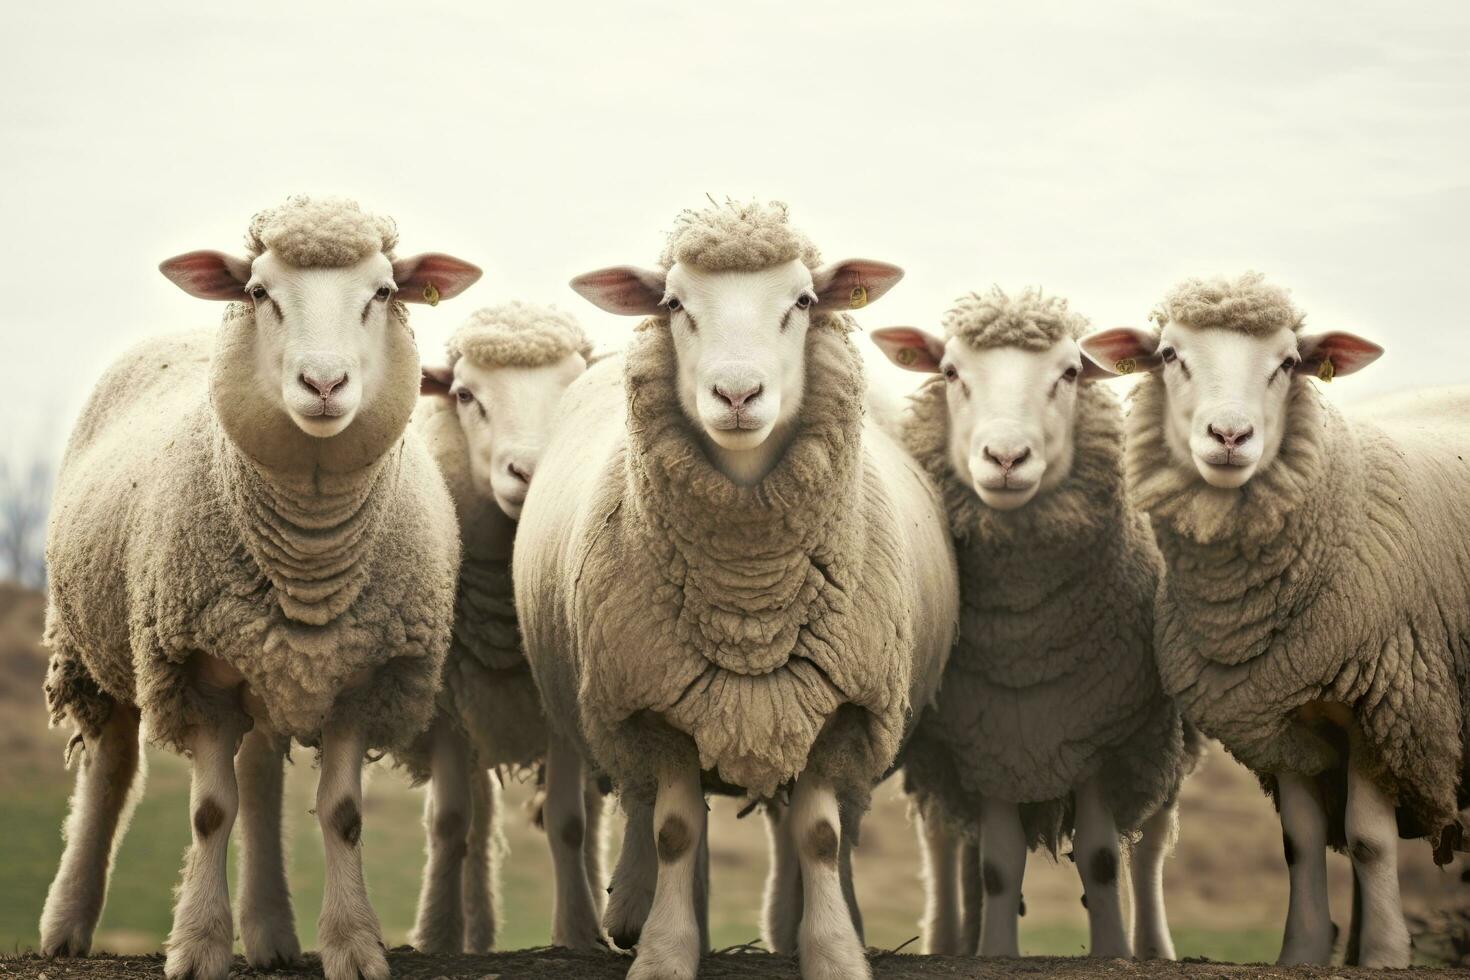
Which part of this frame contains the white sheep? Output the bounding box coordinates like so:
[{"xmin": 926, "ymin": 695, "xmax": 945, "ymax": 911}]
[
  {"xmin": 513, "ymin": 200, "xmax": 959, "ymax": 980},
  {"xmin": 872, "ymin": 287, "xmax": 1198, "ymax": 959},
  {"xmin": 1080, "ymin": 271, "xmax": 1469, "ymax": 969},
  {"xmin": 39, "ymin": 196, "xmax": 480, "ymax": 980},
  {"xmin": 400, "ymin": 302, "xmax": 598, "ymax": 953}
]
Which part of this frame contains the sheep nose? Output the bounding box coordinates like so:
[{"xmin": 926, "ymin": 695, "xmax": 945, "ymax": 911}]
[
  {"xmin": 300, "ymin": 370, "xmax": 347, "ymax": 399},
  {"xmin": 983, "ymin": 445, "xmax": 1032, "ymax": 472},
  {"xmin": 713, "ymin": 383, "xmax": 763, "ymax": 410},
  {"xmin": 507, "ymin": 461, "xmax": 533, "ymax": 485},
  {"xmin": 1207, "ymin": 422, "xmax": 1254, "ymax": 449}
]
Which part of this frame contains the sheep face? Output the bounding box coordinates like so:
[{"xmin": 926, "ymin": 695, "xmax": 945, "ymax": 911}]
[
  {"xmin": 570, "ymin": 257, "xmax": 904, "ymax": 485},
  {"xmin": 1080, "ymin": 323, "xmax": 1383, "ymax": 489},
  {"xmin": 160, "ymin": 244, "xmax": 481, "ymax": 441},
  {"xmin": 431, "ymin": 352, "xmax": 589, "ymax": 518},
  {"xmin": 874, "ymin": 328, "xmax": 1091, "ymax": 510}
]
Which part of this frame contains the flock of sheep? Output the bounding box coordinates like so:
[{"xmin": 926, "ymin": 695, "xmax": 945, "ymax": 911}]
[{"xmin": 33, "ymin": 195, "xmax": 1468, "ymax": 980}]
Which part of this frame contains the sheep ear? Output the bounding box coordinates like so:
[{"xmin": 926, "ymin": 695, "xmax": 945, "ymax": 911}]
[
  {"xmin": 394, "ymin": 253, "xmax": 483, "ymax": 305},
  {"xmin": 159, "ymin": 250, "xmax": 252, "ymax": 301},
  {"xmin": 421, "ymin": 364, "xmax": 455, "ymax": 397},
  {"xmin": 1078, "ymin": 327, "xmax": 1161, "ymax": 377},
  {"xmin": 870, "ymin": 327, "xmax": 945, "ymax": 373},
  {"xmin": 812, "ymin": 259, "xmax": 904, "ymax": 313},
  {"xmin": 569, "ymin": 266, "xmax": 667, "ymax": 316},
  {"xmin": 1295, "ymin": 331, "xmax": 1383, "ymax": 381}
]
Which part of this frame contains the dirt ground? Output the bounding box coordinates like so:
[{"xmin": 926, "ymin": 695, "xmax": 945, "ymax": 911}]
[{"xmin": 3, "ymin": 947, "xmax": 1470, "ymax": 980}]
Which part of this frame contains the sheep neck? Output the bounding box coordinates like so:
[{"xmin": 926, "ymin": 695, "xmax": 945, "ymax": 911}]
[
  {"xmin": 904, "ymin": 378, "xmax": 1132, "ymax": 612},
  {"xmin": 621, "ymin": 316, "xmax": 866, "ymax": 676},
  {"xmin": 204, "ymin": 302, "xmax": 420, "ymax": 626},
  {"xmin": 1126, "ymin": 376, "xmax": 1356, "ymax": 661}
]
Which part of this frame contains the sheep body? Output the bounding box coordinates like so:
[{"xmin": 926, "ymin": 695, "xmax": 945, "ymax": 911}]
[
  {"xmin": 1133, "ymin": 376, "xmax": 1470, "ymax": 845},
  {"xmin": 44, "ymin": 200, "xmax": 457, "ymax": 756},
  {"xmin": 898, "ymin": 290, "xmax": 1193, "ymax": 849},
  {"xmin": 399, "ymin": 304, "xmax": 595, "ymax": 778},
  {"xmin": 518, "ymin": 320, "xmax": 956, "ymax": 804}
]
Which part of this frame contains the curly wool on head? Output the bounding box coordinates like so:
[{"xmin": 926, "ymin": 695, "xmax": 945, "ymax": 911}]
[
  {"xmin": 447, "ymin": 303, "xmax": 593, "ymax": 370},
  {"xmin": 658, "ymin": 198, "xmax": 823, "ymax": 272},
  {"xmin": 245, "ymin": 195, "xmax": 399, "ymax": 268},
  {"xmin": 944, "ymin": 286, "xmax": 1091, "ymax": 353},
  {"xmin": 1149, "ymin": 271, "xmax": 1304, "ymax": 337}
]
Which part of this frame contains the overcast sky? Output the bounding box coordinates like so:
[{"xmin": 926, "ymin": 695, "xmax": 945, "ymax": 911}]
[{"xmin": 2, "ymin": 0, "xmax": 1466, "ymax": 460}]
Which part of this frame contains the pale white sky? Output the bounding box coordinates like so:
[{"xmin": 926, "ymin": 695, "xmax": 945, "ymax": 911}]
[{"xmin": 2, "ymin": 0, "xmax": 1467, "ymax": 459}]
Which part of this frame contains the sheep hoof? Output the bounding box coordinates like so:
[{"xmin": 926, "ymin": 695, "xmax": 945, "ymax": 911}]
[
  {"xmin": 604, "ymin": 888, "xmax": 654, "ymax": 951},
  {"xmin": 319, "ymin": 932, "xmax": 390, "ymax": 980},
  {"xmin": 39, "ymin": 917, "xmax": 93, "ymax": 959},
  {"xmin": 241, "ymin": 914, "xmax": 301, "ymax": 969},
  {"xmin": 163, "ymin": 936, "xmax": 233, "ymax": 980},
  {"xmin": 627, "ymin": 925, "xmax": 700, "ymax": 980},
  {"xmin": 798, "ymin": 933, "xmax": 871, "ymax": 980}
]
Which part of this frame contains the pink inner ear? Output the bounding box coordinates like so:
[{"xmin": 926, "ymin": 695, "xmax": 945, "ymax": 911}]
[
  {"xmin": 816, "ymin": 259, "xmax": 905, "ymax": 310},
  {"xmin": 159, "ymin": 251, "xmax": 248, "ymax": 301},
  {"xmin": 395, "ymin": 253, "xmax": 483, "ymax": 303},
  {"xmin": 1079, "ymin": 328, "xmax": 1159, "ymax": 373},
  {"xmin": 871, "ymin": 328, "xmax": 943, "ymax": 372},
  {"xmin": 1299, "ymin": 332, "xmax": 1384, "ymax": 377},
  {"xmin": 569, "ymin": 266, "xmax": 664, "ymax": 316},
  {"xmin": 420, "ymin": 365, "xmax": 454, "ymax": 397}
]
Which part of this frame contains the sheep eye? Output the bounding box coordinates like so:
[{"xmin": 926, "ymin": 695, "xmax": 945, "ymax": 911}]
[
  {"xmin": 250, "ymin": 285, "xmax": 268, "ymax": 301},
  {"xmin": 1062, "ymin": 366, "xmax": 1079, "ymax": 382},
  {"xmin": 1279, "ymin": 356, "xmax": 1298, "ymax": 375},
  {"xmin": 664, "ymin": 296, "xmax": 682, "ymax": 313},
  {"xmin": 794, "ymin": 292, "xmax": 814, "ymax": 310},
  {"xmin": 455, "ymin": 388, "xmax": 473, "ymax": 404},
  {"xmin": 942, "ymin": 365, "xmax": 958, "ymax": 382},
  {"xmin": 1160, "ymin": 347, "xmax": 1177, "ymax": 364},
  {"xmin": 374, "ymin": 286, "xmax": 392, "ymax": 301}
]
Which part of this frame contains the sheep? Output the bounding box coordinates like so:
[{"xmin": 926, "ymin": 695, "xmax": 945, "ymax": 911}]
[
  {"xmin": 1080, "ymin": 271, "xmax": 1470, "ymax": 969},
  {"xmin": 400, "ymin": 302, "xmax": 598, "ymax": 953},
  {"xmin": 38, "ymin": 196, "xmax": 481, "ymax": 980},
  {"xmin": 871, "ymin": 286, "xmax": 1198, "ymax": 959},
  {"xmin": 512, "ymin": 199, "xmax": 959, "ymax": 980}
]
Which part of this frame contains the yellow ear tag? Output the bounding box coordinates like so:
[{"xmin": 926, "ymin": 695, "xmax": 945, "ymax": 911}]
[
  {"xmin": 896, "ymin": 347, "xmax": 918, "ymax": 366},
  {"xmin": 1317, "ymin": 358, "xmax": 1334, "ymax": 382},
  {"xmin": 849, "ymin": 285, "xmax": 867, "ymax": 309},
  {"xmin": 1114, "ymin": 357, "xmax": 1136, "ymax": 375},
  {"xmin": 423, "ymin": 282, "xmax": 440, "ymax": 307}
]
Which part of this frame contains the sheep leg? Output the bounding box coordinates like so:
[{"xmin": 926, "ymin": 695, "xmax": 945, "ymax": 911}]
[
  {"xmin": 1345, "ymin": 755, "xmax": 1410, "ymax": 967},
  {"xmin": 1276, "ymin": 771, "xmax": 1334, "ymax": 965},
  {"xmin": 461, "ymin": 766, "xmax": 500, "ymax": 954},
  {"xmin": 959, "ymin": 835, "xmax": 982, "ymax": 955},
  {"xmin": 545, "ymin": 733, "xmax": 605, "ymax": 949},
  {"xmin": 791, "ymin": 776, "xmax": 870, "ymax": 980},
  {"xmin": 761, "ymin": 799, "xmax": 803, "ymax": 954},
  {"xmin": 164, "ymin": 718, "xmax": 244, "ymax": 980},
  {"xmin": 235, "ymin": 724, "xmax": 301, "ymax": 967},
  {"xmin": 838, "ymin": 808, "xmax": 863, "ymax": 945},
  {"xmin": 1129, "ymin": 793, "xmax": 1179, "ymax": 959},
  {"xmin": 40, "ymin": 704, "xmax": 144, "ymax": 958},
  {"xmin": 977, "ymin": 797, "xmax": 1025, "ymax": 957},
  {"xmin": 628, "ymin": 761, "xmax": 705, "ymax": 980},
  {"xmin": 411, "ymin": 718, "xmax": 471, "ymax": 953},
  {"xmin": 584, "ymin": 776, "xmax": 608, "ymax": 918},
  {"xmin": 917, "ymin": 808, "xmax": 962, "ymax": 954},
  {"xmin": 605, "ymin": 796, "xmax": 657, "ymax": 949},
  {"xmin": 315, "ymin": 718, "xmax": 388, "ymax": 980},
  {"xmin": 1074, "ymin": 776, "xmax": 1130, "ymax": 957}
]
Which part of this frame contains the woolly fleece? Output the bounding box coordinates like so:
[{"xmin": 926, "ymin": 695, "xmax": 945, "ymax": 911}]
[
  {"xmin": 658, "ymin": 199, "xmax": 823, "ymax": 272},
  {"xmin": 1131, "ymin": 376, "xmax": 1470, "ymax": 849},
  {"xmin": 943, "ymin": 286, "xmax": 1090, "ymax": 352},
  {"xmin": 397, "ymin": 306, "xmax": 593, "ymax": 779},
  {"xmin": 515, "ymin": 201, "xmax": 956, "ymax": 804},
  {"xmin": 448, "ymin": 303, "xmax": 593, "ymax": 370},
  {"xmin": 246, "ymin": 195, "xmax": 399, "ymax": 267},
  {"xmin": 900, "ymin": 360, "xmax": 1191, "ymax": 848},
  {"xmin": 44, "ymin": 201, "xmax": 456, "ymax": 756},
  {"xmin": 1149, "ymin": 271, "xmax": 1304, "ymax": 337}
]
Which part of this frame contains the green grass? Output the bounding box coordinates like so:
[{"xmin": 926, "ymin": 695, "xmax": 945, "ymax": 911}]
[{"xmin": 0, "ymin": 749, "xmax": 1283, "ymax": 963}]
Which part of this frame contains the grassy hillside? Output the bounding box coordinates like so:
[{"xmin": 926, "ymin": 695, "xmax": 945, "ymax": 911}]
[{"xmin": 0, "ymin": 584, "xmax": 1462, "ymax": 963}]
